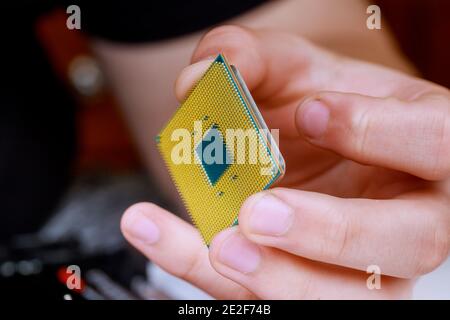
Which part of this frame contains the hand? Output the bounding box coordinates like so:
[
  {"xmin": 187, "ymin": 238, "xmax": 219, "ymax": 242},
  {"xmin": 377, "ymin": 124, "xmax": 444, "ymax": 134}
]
[{"xmin": 121, "ymin": 26, "xmax": 450, "ymax": 299}]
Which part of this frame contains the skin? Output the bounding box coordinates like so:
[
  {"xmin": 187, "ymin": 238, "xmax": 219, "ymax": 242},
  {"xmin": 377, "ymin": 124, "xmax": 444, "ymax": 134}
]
[
  {"xmin": 93, "ymin": 0, "xmax": 411, "ymax": 216},
  {"xmin": 120, "ymin": 26, "xmax": 450, "ymax": 299}
]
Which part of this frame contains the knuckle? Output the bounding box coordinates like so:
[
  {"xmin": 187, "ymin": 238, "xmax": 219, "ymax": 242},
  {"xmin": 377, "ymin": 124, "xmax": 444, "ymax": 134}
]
[
  {"xmin": 427, "ymin": 109, "xmax": 450, "ymax": 180},
  {"xmin": 351, "ymin": 107, "xmax": 373, "ymax": 162},
  {"xmin": 176, "ymin": 249, "xmax": 205, "ymax": 282},
  {"xmin": 414, "ymin": 219, "xmax": 450, "ymax": 276},
  {"xmin": 320, "ymin": 206, "xmax": 358, "ymax": 262},
  {"xmin": 294, "ymin": 269, "xmax": 315, "ymax": 299},
  {"xmin": 411, "ymin": 93, "xmax": 450, "ymax": 180}
]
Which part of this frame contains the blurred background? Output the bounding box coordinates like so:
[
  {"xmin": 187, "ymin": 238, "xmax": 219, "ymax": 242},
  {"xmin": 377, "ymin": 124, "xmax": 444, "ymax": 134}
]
[{"xmin": 0, "ymin": 0, "xmax": 449, "ymax": 299}]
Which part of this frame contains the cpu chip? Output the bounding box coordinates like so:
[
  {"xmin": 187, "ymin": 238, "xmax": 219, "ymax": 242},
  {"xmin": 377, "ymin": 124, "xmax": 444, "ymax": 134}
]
[{"xmin": 157, "ymin": 54, "xmax": 285, "ymax": 245}]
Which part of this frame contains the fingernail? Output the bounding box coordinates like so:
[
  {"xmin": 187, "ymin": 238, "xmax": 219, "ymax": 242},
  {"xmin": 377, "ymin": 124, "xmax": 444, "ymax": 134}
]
[
  {"xmin": 249, "ymin": 193, "xmax": 293, "ymax": 236},
  {"xmin": 124, "ymin": 210, "xmax": 160, "ymax": 244},
  {"xmin": 194, "ymin": 54, "xmax": 218, "ymax": 63},
  {"xmin": 297, "ymin": 99, "xmax": 329, "ymax": 138},
  {"xmin": 218, "ymin": 233, "xmax": 261, "ymax": 274},
  {"xmin": 202, "ymin": 54, "xmax": 218, "ymax": 61}
]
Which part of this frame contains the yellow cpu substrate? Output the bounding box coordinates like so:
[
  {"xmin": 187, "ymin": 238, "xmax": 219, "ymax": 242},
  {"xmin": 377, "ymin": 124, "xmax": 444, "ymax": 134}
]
[{"xmin": 157, "ymin": 54, "xmax": 285, "ymax": 245}]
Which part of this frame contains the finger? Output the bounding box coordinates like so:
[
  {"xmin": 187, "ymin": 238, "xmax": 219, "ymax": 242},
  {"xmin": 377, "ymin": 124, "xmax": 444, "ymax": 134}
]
[
  {"xmin": 174, "ymin": 58, "xmax": 214, "ymax": 101},
  {"xmin": 174, "ymin": 25, "xmax": 267, "ymax": 102},
  {"xmin": 178, "ymin": 25, "xmax": 419, "ymax": 107},
  {"xmin": 121, "ymin": 202, "xmax": 254, "ymax": 299},
  {"xmin": 237, "ymin": 188, "xmax": 450, "ymax": 279},
  {"xmin": 176, "ymin": 25, "xmax": 334, "ymax": 103},
  {"xmin": 294, "ymin": 91, "xmax": 450, "ymax": 180},
  {"xmin": 209, "ymin": 227, "xmax": 413, "ymax": 299}
]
